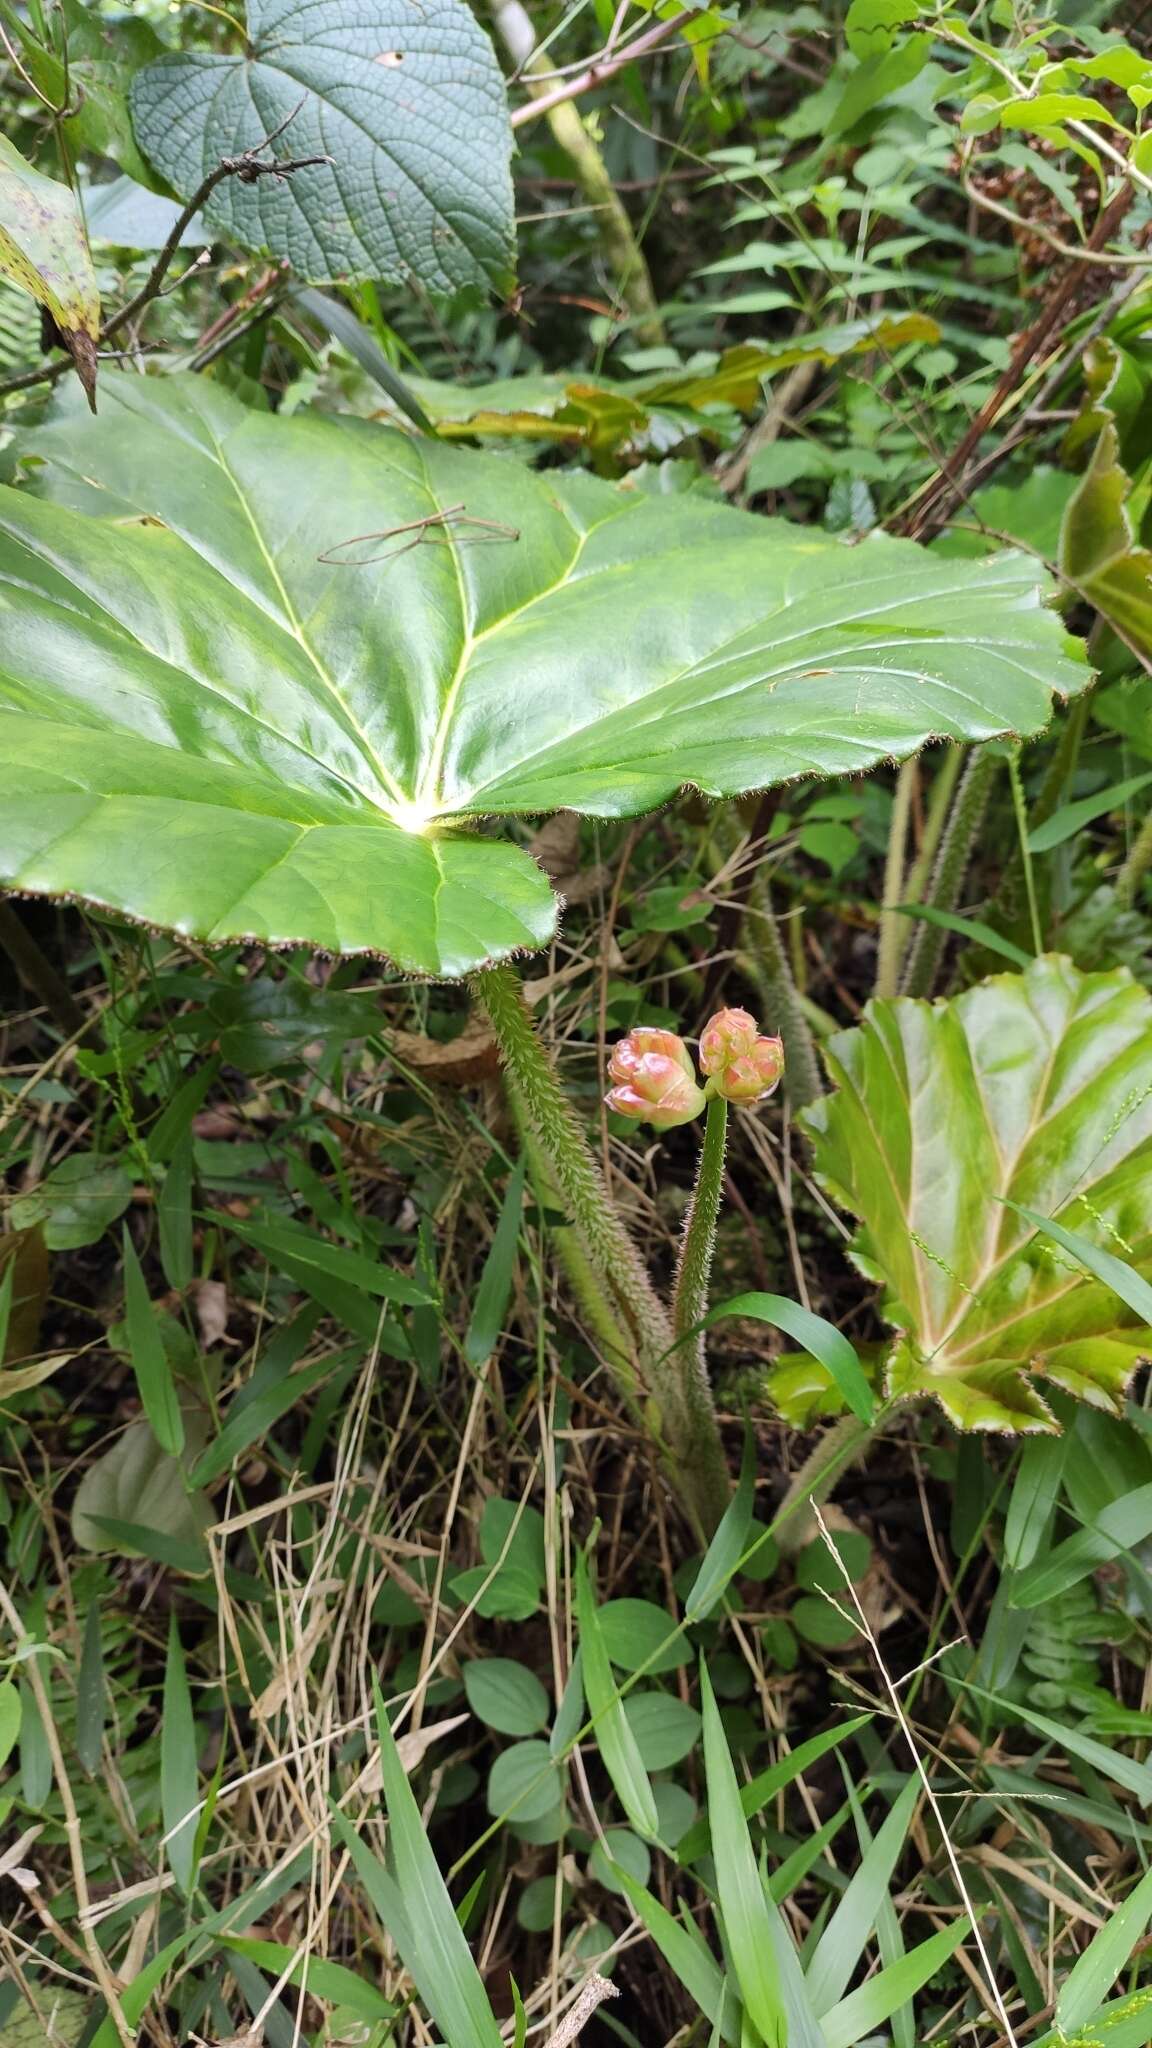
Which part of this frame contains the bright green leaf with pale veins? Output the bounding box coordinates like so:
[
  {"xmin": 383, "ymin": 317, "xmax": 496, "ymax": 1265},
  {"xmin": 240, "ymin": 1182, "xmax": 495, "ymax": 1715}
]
[
  {"xmin": 802, "ymin": 957, "xmax": 1152, "ymax": 1431},
  {"xmin": 0, "ymin": 376, "xmax": 1087, "ymax": 978}
]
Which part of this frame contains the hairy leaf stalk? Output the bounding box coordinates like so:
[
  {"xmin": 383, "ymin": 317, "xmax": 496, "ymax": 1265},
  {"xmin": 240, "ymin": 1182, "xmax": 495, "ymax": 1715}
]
[
  {"xmin": 474, "ymin": 963, "xmax": 729, "ymax": 1532},
  {"xmin": 666, "ymin": 1093, "xmax": 734, "ymax": 1531},
  {"xmin": 744, "ymin": 883, "xmax": 825, "ymax": 1108},
  {"xmin": 774, "ymin": 1413, "xmax": 876, "ymax": 1554},
  {"xmin": 1117, "ymin": 803, "xmax": 1152, "ymax": 909},
  {"xmin": 900, "ymin": 747, "xmax": 1000, "ymax": 999}
]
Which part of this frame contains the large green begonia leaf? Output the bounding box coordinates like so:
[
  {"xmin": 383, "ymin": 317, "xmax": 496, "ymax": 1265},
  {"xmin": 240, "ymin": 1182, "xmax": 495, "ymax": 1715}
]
[
  {"xmin": 801, "ymin": 957, "xmax": 1152, "ymax": 1431},
  {"xmin": 129, "ymin": 0, "xmax": 515, "ymax": 296},
  {"xmin": 0, "ymin": 375, "xmax": 1088, "ymax": 976}
]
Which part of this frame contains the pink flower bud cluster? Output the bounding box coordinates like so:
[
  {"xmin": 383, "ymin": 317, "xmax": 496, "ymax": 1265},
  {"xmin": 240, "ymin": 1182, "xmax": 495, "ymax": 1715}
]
[
  {"xmin": 699, "ymin": 1006, "xmax": 785, "ymax": 1104},
  {"xmin": 605, "ymin": 1027, "xmax": 706, "ymax": 1130},
  {"xmin": 605, "ymin": 1008, "xmax": 784, "ymax": 1130}
]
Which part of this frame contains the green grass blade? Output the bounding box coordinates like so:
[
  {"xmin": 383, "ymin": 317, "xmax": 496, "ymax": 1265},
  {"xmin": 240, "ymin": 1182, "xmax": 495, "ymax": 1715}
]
[
  {"xmin": 291, "ymin": 288, "xmax": 435, "ymax": 432},
  {"xmin": 820, "ymin": 1918, "xmax": 973, "ymax": 2048},
  {"xmin": 678, "ymin": 1715, "xmax": 872, "ymax": 1865},
  {"xmin": 706, "ymin": 1292, "xmax": 875, "ymax": 1423},
  {"xmin": 1037, "ymin": 1987, "xmax": 1152, "ymax": 2048},
  {"xmin": 891, "ymin": 904, "xmax": 1032, "ymax": 967},
  {"xmin": 189, "ymin": 1350, "xmax": 345, "ymax": 1489},
  {"xmin": 1056, "ymin": 1862, "xmax": 1152, "ymax": 2032},
  {"xmin": 965, "ymin": 1682, "xmax": 1152, "ymax": 1804},
  {"xmin": 1003, "ymin": 1435, "xmax": 1068, "ymax": 1570},
  {"xmin": 612, "ymin": 1862, "xmax": 736, "ymax": 2043},
  {"xmin": 806, "ymin": 1777, "xmax": 918, "ymax": 2013},
  {"xmin": 157, "ymin": 1126, "xmax": 194, "ymax": 1292},
  {"xmin": 700, "ymin": 1661, "xmax": 786, "ymax": 2048},
  {"xmin": 218, "ymin": 1215, "xmax": 435, "ymax": 1308},
  {"xmin": 0, "ymin": 1679, "xmax": 20, "ymax": 1772},
  {"xmin": 122, "ymin": 1224, "xmax": 182, "ymax": 1457},
  {"xmin": 1011, "ymin": 1481, "xmax": 1152, "ymax": 1608},
  {"xmin": 464, "ymin": 1157, "xmax": 526, "ymax": 1367},
  {"xmin": 344, "ymin": 1678, "xmax": 504, "ymax": 2048},
  {"xmin": 74, "ymin": 1597, "xmax": 105, "ymax": 1774},
  {"xmin": 769, "ymin": 1798, "xmax": 852, "ymax": 1903},
  {"xmin": 162, "ymin": 1616, "xmax": 199, "ymax": 1894},
  {"xmin": 1027, "ymin": 769, "xmax": 1152, "ymax": 852},
  {"xmin": 218, "ymin": 1936, "xmax": 395, "ymax": 2021},
  {"xmin": 577, "ymin": 1553, "xmax": 658, "ymax": 1839},
  {"xmin": 684, "ymin": 1430, "xmax": 755, "ymax": 1622}
]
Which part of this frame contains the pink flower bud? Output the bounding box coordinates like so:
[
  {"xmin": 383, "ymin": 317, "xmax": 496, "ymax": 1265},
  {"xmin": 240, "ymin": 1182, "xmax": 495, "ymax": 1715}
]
[
  {"xmin": 699, "ymin": 1007, "xmax": 758, "ymax": 1075},
  {"xmin": 700, "ymin": 1010, "xmax": 784, "ymax": 1105},
  {"xmin": 608, "ymin": 1025, "xmax": 696, "ymax": 1086},
  {"xmin": 605, "ymin": 1028, "xmax": 706, "ymax": 1130}
]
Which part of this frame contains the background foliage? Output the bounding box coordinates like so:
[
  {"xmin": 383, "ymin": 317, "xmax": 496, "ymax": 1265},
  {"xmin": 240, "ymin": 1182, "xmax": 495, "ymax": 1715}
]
[{"xmin": 3, "ymin": 0, "xmax": 1152, "ymax": 2043}]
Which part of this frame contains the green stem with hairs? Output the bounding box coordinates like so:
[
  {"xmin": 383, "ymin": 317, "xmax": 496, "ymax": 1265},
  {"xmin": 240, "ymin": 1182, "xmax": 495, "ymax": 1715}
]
[
  {"xmin": 473, "ymin": 962, "xmax": 729, "ymax": 1532},
  {"xmin": 773, "ymin": 1413, "xmax": 877, "ymax": 1554},
  {"xmin": 902, "ymin": 744, "xmax": 964, "ymax": 910},
  {"xmin": 507, "ymin": 1087, "xmax": 639, "ymax": 1397},
  {"xmin": 899, "ymin": 747, "xmax": 1001, "ymax": 999},
  {"xmin": 1031, "ymin": 690, "xmax": 1091, "ymax": 829},
  {"xmin": 673, "ymin": 1092, "xmax": 728, "ymax": 1348},
  {"xmin": 664, "ymin": 1093, "xmax": 734, "ymax": 1532},
  {"xmin": 743, "ymin": 884, "xmax": 825, "ymax": 1108},
  {"xmin": 1117, "ymin": 802, "xmax": 1152, "ymax": 908},
  {"xmin": 473, "ymin": 963, "xmax": 670, "ymax": 1357}
]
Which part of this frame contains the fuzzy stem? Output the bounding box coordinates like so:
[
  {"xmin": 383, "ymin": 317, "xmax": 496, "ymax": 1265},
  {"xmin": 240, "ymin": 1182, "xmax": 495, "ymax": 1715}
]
[
  {"xmin": 509, "ymin": 1085, "xmax": 639, "ymax": 1395},
  {"xmin": 1031, "ymin": 691, "xmax": 1091, "ymax": 829},
  {"xmin": 899, "ymin": 748, "xmax": 1001, "ymax": 999},
  {"xmin": 902, "ymin": 744, "xmax": 964, "ymax": 910},
  {"xmin": 743, "ymin": 883, "xmax": 825, "ymax": 1108},
  {"xmin": 774, "ymin": 1414, "xmax": 876, "ymax": 1554},
  {"xmin": 473, "ymin": 964, "xmax": 670, "ymax": 1357},
  {"xmin": 474, "ymin": 962, "xmax": 730, "ymax": 1532},
  {"xmin": 673, "ymin": 1092, "xmax": 728, "ymax": 1347},
  {"xmin": 1117, "ymin": 802, "xmax": 1152, "ymax": 908},
  {"xmin": 664, "ymin": 1093, "xmax": 734, "ymax": 1533},
  {"xmin": 875, "ymin": 758, "xmax": 918, "ymax": 1000}
]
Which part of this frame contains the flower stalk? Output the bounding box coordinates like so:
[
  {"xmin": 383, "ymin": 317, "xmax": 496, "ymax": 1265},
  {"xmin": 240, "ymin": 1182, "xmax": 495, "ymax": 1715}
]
[{"xmin": 474, "ymin": 972, "xmax": 785, "ymax": 1538}]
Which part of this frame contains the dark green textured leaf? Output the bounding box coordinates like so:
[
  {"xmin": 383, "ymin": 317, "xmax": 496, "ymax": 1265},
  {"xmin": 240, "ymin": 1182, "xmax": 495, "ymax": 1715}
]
[
  {"xmin": 803, "ymin": 957, "xmax": 1152, "ymax": 1431},
  {"xmin": 130, "ymin": 0, "xmax": 515, "ymax": 296},
  {"xmin": 0, "ymin": 376, "xmax": 1087, "ymax": 977}
]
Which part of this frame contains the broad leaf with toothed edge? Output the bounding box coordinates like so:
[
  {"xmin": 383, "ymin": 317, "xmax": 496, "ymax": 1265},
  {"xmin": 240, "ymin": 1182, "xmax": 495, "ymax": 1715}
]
[
  {"xmin": 0, "ymin": 375, "xmax": 1088, "ymax": 978},
  {"xmin": 801, "ymin": 956, "xmax": 1152, "ymax": 1432}
]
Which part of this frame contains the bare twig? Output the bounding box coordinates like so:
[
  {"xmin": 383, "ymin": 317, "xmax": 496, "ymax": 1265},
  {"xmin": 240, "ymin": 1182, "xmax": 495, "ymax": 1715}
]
[
  {"xmin": 544, "ymin": 1973, "xmax": 619, "ymax": 2048},
  {"xmin": 509, "ymin": 9, "xmax": 697, "ymax": 126},
  {"xmin": 898, "ymin": 178, "xmax": 1134, "ymax": 539},
  {"xmin": 0, "ymin": 109, "xmax": 331, "ymax": 405}
]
